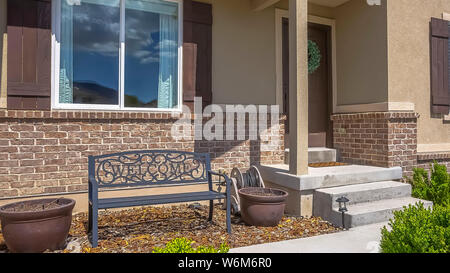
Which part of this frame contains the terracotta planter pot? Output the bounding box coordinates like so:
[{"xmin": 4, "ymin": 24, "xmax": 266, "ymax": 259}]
[
  {"xmin": 0, "ymin": 198, "xmax": 75, "ymax": 253},
  {"xmin": 238, "ymin": 188, "xmax": 288, "ymax": 227}
]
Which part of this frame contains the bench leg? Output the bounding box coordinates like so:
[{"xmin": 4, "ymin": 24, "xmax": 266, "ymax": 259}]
[
  {"xmin": 226, "ymin": 194, "xmax": 231, "ymax": 234},
  {"xmin": 88, "ymin": 204, "xmax": 99, "ymax": 248},
  {"xmin": 88, "ymin": 203, "xmax": 92, "ymax": 233},
  {"xmin": 208, "ymin": 200, "xmax": 214, "ymax": 221}
]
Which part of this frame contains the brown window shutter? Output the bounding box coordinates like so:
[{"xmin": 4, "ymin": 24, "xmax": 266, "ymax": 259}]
[
  {"xmin": 183, "ymin": 42, "xmax": 197, "ymax": 108},
  {"xmin": 183, "ymin": 0, "xmax": 212, "ymax": 109},
  {"xmin": 7, "ymin": 0, "xmax": 51, "ymax": 110},
  {"xmin": 430, "ymin": 17, "xmax": 450, "ymax": 114}
]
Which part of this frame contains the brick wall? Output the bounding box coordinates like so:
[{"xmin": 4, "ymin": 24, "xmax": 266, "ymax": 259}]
[
  {"xmin": 417, "ymin": 152, "xmax": 450, "ymax": 173},
  {"xmin": 195, "ymin": 113, "xmax": 285, "ymax": 171},
  {"xmin": 332, "ymin": 112, "xmax": 420, "ymax": 177},
  {"xmin": 0, "ymin": 110, "xmax": 285, "ymax": 198}
]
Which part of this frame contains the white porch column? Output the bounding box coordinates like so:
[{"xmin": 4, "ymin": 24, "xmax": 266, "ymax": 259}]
[{"xmin": 289, "ymin": 0, "xmax": 308, "ymax": 175}]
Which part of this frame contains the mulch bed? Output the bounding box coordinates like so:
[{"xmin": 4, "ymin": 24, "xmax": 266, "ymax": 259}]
[{"xmin": 0, "ymin": 203, "xmax": 340, "ymax": 253}]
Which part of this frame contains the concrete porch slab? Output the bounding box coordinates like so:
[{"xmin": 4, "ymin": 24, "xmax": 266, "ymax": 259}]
[{"xmin": 258, "ymin": 164, "xmax": 403, "ymax": 191}]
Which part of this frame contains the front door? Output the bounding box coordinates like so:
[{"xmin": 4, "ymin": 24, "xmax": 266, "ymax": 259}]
[
  {"xmin": 308, "ymin": 23, "xmax": 332, "ymax": 148},
  {"xmin": 282, "ymin": 20, "xmax": 332, "ymax": 148}
]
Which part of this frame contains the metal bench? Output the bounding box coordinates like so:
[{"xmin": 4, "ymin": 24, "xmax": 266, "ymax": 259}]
[{"xmin": 88, "ymin": 150, "xmax": 231, "ymax": 247}]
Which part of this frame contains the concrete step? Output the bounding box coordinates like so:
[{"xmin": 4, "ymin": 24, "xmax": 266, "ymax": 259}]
[
  {"xmin": 313, "ymin": 180, "xmax": 432, "ymax": 228},
  {"xmin": 258, "ymin": 164, "xmax": 403, "ymax": 191},
  {"xmin": 284, "ymin": 148, "xmax": 337, "ymax": 165},
  {"xmin": 314, "ymin": 181, "xmax": 412, "ymax": 209},
  {"xmin": 302, "ymin": 165, "xmax": 403, "ymax": 190},
  {"xmin": 328, "ymin": 197, "xmax": 433, "ymax": 228},
  {"xmin": 308, "ymin": 148, "xmax": 337, "ymax": 164}
]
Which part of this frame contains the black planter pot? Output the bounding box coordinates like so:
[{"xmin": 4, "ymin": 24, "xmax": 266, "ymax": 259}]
[
  {"xmin": 0, "ymin": 198, "xmax": 75, "ymax": 253},
  {"xmin": 238, "ymin": 188, "xmax": 288, "ymax": 227}
]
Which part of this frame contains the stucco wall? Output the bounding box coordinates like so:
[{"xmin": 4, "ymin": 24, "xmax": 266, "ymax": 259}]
[
  {"xmin": 196, "ymin": 0, "xmax": 278, "ymax": 105},
  {"xmin": 0, "ymin": 0, "xmax": 6, "ymax": 109},
  {"xmin": 387, "ymin": 0, "xmax": 450, "ymax": 148},
  {"xmin": 276, "ymin": 0, "xmax": 334, "ymax": 18},
  {"xmin": 195, "ymin": 0, "xmax": 334, "ymax": 106},
  {"xmin": 334, "ymin": 0, "xmax": 388, "ymax": 106},
  {"xmin": 279, "ymin": 0, "xmax": 389, "ymax": 106},
  {"xmin": 202, "ymin": 0, "xmax": 391, "ymax": 109},
  {"xmin": 307, "ymin": 2, "xmax": 334, "ymax": 18}
]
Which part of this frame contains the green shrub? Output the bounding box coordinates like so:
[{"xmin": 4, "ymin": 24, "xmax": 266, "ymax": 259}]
[
  {"xmin": 409, "ymin": 162, "xmax": 449, "ymax": 207},
  {"xmin": 380, "ymin": 202, "xmax": 450, "ymax": 253},
  {"xmin": 152, "ymin": 237, "xmax": 230, "ymax": 253}
]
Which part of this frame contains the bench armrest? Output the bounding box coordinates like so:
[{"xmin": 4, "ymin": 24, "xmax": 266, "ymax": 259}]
[
  {"xmin": 89, "ymin": 175, "xmax": 98, "ymax": 189},
  {"xmin": 88, "ymin": 175, "xmax": 99, "ymax": 204},
  {"xmin": 208, "ymin": 170, "xmax": 231, "ymax": 192},
  {"xmin": 209, "ymin": 170, "xmax": 232, "ymax": 233},
  {"xmin": 88, "ymin": 155, "xmax": 98, "ymax": 197},
  {"xmin": 208, "ymin": 170, "xmax": 230, "ymax": 180}
]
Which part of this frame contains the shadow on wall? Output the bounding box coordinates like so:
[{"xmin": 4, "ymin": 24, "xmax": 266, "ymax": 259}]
[
  {"xmin": 194, "ymin": 138, "xmax": 262, "ymax": 174},
  {"xmin": 192, "ymin": 111, "xmax": 285, "ymax": 174}
]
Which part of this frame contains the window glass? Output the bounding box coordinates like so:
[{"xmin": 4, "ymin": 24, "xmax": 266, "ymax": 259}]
[
  {"xmin": 125, "ymin": 0, "xmax": 179, "ymax": 109},
  {"xmin": 58, "ymin": 0, "xmax": 180, "ymax": 110},
  {"xmin": 60, "ymin": 0, "xmax": 120, "ymax": 105}
]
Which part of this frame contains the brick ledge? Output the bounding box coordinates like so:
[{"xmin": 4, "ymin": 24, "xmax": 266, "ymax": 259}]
[
  {"xmin": 0, "ymin": 109, "xmax": 286, "ymax": 121},
  {"xmin": 0, "ymin": 110, "xmax": 183, "ymax": 120},
  {"xmin": 417, "ymin": 152, "xmax": 450, "ymax": 161},
  {"xmin": 331, "ymin": 111, "xmax": 420, "ymax": 121}
]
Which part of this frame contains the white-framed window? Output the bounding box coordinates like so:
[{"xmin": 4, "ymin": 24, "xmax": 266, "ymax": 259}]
[{"xmin": 51, "ymin": 0, "xmax": 183, "ymax": 112}]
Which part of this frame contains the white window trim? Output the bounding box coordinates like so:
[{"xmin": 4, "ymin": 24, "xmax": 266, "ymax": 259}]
[{"xmin": 51, "ymin": 0, "xmax": 183, "ymax": 113}]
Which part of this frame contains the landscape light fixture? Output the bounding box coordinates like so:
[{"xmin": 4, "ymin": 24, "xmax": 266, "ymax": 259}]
[{"xmin": 336, "ymin": 196, "xmax": 349, "ymax": 230}]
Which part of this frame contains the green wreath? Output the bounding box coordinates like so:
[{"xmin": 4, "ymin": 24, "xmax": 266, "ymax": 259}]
[{"xmin": 308, "ymin": 40, "xmax": 321, "ymax": 74}]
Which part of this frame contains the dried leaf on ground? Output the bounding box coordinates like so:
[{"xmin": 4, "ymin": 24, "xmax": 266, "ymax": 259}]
[{"xmin": 0, "ymin": 204, "xmax": 340, "ymax": 253}]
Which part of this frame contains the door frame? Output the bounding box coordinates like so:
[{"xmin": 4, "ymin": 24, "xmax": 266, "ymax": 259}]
[{"xmin": 275, "ymin": 9, "xmax": 337, "ymax": 114}]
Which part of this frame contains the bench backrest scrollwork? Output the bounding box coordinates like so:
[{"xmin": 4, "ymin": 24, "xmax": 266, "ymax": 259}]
[{"xmin": 88, "ymin": 151, "xmax": 211, "ymax": 188}]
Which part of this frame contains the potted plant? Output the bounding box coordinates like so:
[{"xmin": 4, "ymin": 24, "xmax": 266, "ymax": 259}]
[
  {"xmin": 0, "ymin": 198, "xmax": 75, "ymax": 253},
  {"xmin": 238, "ymin": 188, "xmax": 288, "ymax": 227}
]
